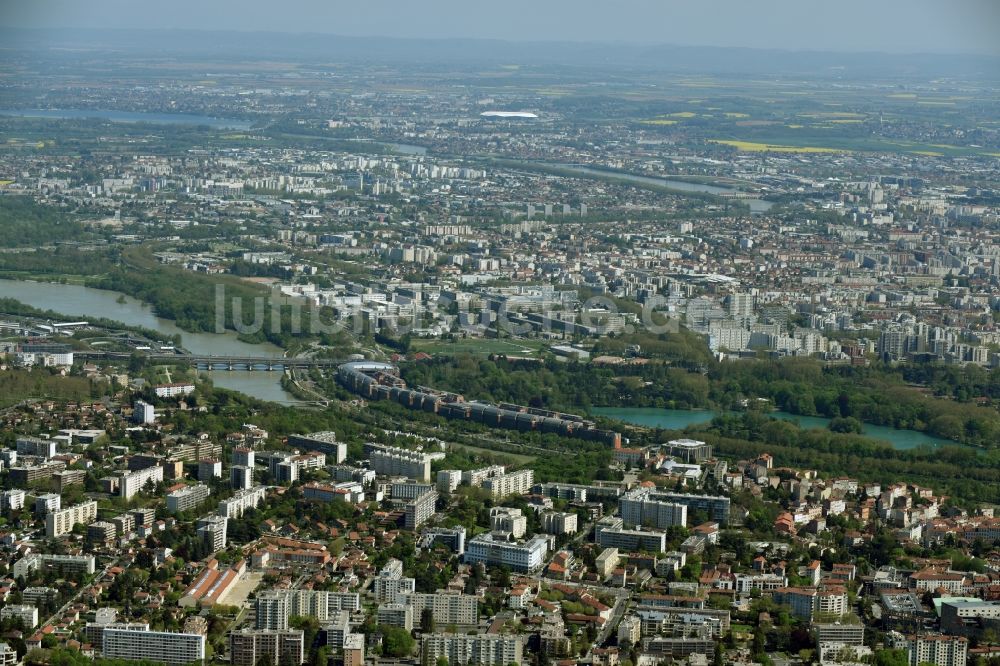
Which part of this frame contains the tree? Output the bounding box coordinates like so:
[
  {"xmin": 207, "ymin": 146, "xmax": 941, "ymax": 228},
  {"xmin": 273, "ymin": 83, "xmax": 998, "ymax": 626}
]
[
  {"xmin": 382, "ymin": 626, "xmax": 414, "ymax": 657},
  {"xmin": 873, "ymin": 649, "xmax": 909, "ymax": 666},
  {"xmin": 828, "ymin": 416, "xmax": 863, "ymax": 434},
  {"xmin": 420, "ymin": 607, "xmax": 435, "ymax": 634}
]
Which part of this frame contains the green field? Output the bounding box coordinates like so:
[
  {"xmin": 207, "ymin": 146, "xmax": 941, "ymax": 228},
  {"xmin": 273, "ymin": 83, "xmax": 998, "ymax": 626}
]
[
  {"xmin": 411, "ymin": 338, "xmax": 549, "ymax": 356},
  {"xmin": 445, "ymin": 441, "xmax": 537, "ymax": 465}
]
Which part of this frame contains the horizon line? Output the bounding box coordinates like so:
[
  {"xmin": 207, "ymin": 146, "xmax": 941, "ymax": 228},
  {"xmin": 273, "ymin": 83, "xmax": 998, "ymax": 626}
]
[{"xmin": 1, "ymin": 26, "xmax": 998, "ymax": 59}]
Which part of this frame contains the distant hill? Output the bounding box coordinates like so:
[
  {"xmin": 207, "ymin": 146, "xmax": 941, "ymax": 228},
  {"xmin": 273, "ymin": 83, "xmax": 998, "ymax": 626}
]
[{"xmin": 2, "ymin": 28, "xmax": 999, "ymax": 80}]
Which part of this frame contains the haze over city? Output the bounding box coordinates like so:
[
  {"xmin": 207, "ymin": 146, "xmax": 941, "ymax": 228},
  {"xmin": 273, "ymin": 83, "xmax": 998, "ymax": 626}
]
[
  {"xmin": 3, "ymin": 0, "xmax": 1000, "ymax": 56},
  {"xmin": 0, "ymin": 3, "xmax": 999, "ymax": 666}
]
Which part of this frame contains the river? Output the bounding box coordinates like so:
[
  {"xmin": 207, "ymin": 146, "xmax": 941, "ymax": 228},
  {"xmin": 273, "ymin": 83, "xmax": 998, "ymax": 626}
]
[
  {"xmin": 0, "ymin": 279, "xmax": 300, "ymax": 403},
  {"xmin": 0, "ymin": 109, "xmax": 252, "ymax": 130},
  {"xmin": 386, "ymin": 142, "xmax": 428, "ymax": 155},
  {"xmin": 592, "ymin": 406, "xmax": 964, "ymax": 452},
  {"xmin": 557, "ymin": 164, "xmax": 773, "ymax": 213}
]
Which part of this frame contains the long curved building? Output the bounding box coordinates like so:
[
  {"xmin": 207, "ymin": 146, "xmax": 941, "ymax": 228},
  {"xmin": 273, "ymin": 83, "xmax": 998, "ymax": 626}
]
[{"xmin": 337, "ymin": 361, "xmax": 621, "ymax": 448}]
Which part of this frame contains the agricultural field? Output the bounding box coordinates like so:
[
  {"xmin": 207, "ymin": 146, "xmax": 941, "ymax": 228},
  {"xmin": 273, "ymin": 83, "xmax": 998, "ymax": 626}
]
[{"xmin": 709, "ymin": 140, "xmax": 841, "ymax": 154}]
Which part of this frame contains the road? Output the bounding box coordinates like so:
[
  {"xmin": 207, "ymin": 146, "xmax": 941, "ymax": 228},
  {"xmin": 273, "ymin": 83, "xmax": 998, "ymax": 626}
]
[{"xmin": 40, "ymin": 558, "xmax": 117, "ymax": 631}]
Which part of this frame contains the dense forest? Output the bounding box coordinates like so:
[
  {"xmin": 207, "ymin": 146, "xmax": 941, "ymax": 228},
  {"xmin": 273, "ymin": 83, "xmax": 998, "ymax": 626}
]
[
  {"xmin": 693, "ymin": 412, "xmax": 1000, "ymax": 504},
  {"xmin": 0, "ymin": 246, "xmax": 111, "ymax": 279},
  {"xmin": 402, "ymin": 350, "xmax": 1000, "ymax": 448},
  {"xmin": 710, "ymin": 358, "xmax": 1000, "ymax": 446},
  {"xmin": 0, "ymin": 196, "xmax": 95, "ymax": 248},
  {"xmin": 0, "ymin": 369, "xmax": 104, "ymax": 409}
]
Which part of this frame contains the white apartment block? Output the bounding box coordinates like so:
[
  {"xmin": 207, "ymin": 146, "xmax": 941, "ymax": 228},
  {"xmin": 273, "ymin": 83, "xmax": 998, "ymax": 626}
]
[
  {"xmin": 436, "ymin": 469, "xmax": 462, "ymax": 494},
  {"xmin": 482, "ymin": 469, "xmax": 534, "ymax": 499},
  {"xmin": 154, "ymin": 383, "xmax": 195, "ymax": 398},
  {"xmin": 230, "ymin": 629, "xmax": 304, "ymax": 666},
  {"xmin": 772, "ymin": 586, "xmax": 848, "ymax": 621},
  {"xmin": 620, "ymin": 487, "xmax": 689, "ymax": 529},
  {"xmin": 255, "ymin": 590, "xmax": 361, "ymax": 630},
  {"xmin": 403, "ymin": 592, "xmax": 478, "ymax": 626},
  {"xmin": 422, "ymin": 633, "xmax": 523, "ymax": 666},
  {"xmin": 12, "ymin": 553, "xmax": 95, "ymax": 578},
  {"xmin": 34, "ymin": 493, "xmax": 61, "ymax": 515},
  {"xmin": 197, "ymin": 515, "xmax": 228, "ymax": 552},
  {"xmin": 369, "ymin": 445, "xmax": 435, "ymax": 482},
  {"xmin": 404, "ymin": 490, "xmax": 438, "ymax": 530},
  {"xmin": 0, "ymin": 605, "xmax": 37, "ymax": 629},
  {"xmin": 0, "ymin": 489, "xmax": 25, "ymax": 513},
  {"xmin": 166, "ymin": 484, "xmax": 211, "ymax": 513},
  {"xmin": 232, "ymin": 447, "xmax": 255, "ymax": 468},
  {"xmin": 461, "ymin": 465, "xmax": 505, "ymax": 487},
  {"xmin": 288, "ymin": 432, "xmax": 346, "ymax": 464},
  {"xmin": 16, "ymin": 436, "xmax": 57, "ymax": 459},
  {"xmin": 102, "ymin": 626, "xmax": 206, "ymax": 666},
  {"xmin": 541, "ymin": 511, "xmax": 578, "ymax": 535},
  {"xmin": 374, "ymin": 578, "xmax": 416, "ymax": 604},
  {"xmin": 464, "ymin": 533, "xmax": 549, "ymax": 572},
  {"xmin": 45, "ymin": 500, "xmax": 98, "ymax": 538},
  {"xmin": 118, "ymin": 466, "xmax": 164, "ymax": 499},
  {"xmin": 490, "ymin": 507, "xmax": 527, "ymax": 538},
  {"xmin": 887, "ymin": 632, "xmax": 967, "ymax": 666},
  {"xmin": 218, "ymin": 486, "xmax": 267, "ymax": 519}
]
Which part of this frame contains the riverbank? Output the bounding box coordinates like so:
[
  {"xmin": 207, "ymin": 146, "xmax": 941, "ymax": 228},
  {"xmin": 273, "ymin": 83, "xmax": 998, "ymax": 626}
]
[{"xmin": 0, "ymin": 280, "xmax": 303, "ymax": 404}]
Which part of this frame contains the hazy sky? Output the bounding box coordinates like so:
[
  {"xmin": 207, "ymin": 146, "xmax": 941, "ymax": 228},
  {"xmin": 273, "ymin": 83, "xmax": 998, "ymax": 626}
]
[{"xmin": 3, "ymin": 0, "xmax": 999, "ymax": 56}]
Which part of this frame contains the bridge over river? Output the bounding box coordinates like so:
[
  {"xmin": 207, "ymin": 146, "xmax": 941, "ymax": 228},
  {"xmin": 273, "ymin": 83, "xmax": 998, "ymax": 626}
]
[{"xmin": 76, "ymin": 351, "xmax": 345, "ymax": 371}]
